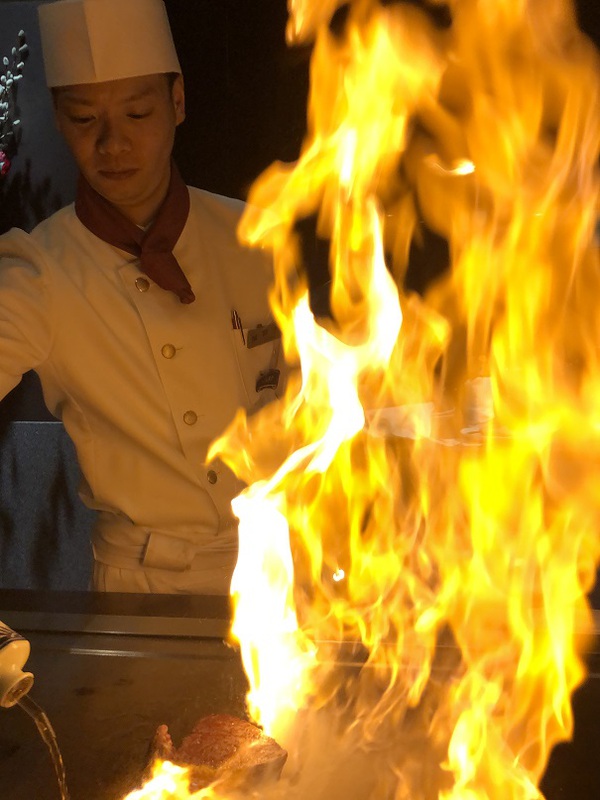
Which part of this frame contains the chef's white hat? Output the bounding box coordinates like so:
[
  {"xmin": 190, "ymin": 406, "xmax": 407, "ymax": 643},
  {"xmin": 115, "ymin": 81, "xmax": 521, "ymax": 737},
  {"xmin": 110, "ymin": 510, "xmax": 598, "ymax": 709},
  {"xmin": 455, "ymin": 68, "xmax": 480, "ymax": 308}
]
[{"xmin": 38, "ymin": 0, "xmax": 181, "ymax": 87}]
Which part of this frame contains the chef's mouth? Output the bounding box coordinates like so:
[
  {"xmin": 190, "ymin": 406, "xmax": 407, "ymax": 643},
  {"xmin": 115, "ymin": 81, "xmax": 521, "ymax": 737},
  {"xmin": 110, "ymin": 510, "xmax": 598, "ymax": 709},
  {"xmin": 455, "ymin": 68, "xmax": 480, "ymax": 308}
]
[{"xmin": 98, "ymin": 169, "xmax": 138, "ymax": 180}]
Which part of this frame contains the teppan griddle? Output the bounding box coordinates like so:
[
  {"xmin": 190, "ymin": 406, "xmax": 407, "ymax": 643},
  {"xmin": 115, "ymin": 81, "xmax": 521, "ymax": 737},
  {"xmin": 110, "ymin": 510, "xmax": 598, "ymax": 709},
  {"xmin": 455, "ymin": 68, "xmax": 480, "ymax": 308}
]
[{"xmin": 0, "ymin": 590, "xmax": 598, "ymax": 800}]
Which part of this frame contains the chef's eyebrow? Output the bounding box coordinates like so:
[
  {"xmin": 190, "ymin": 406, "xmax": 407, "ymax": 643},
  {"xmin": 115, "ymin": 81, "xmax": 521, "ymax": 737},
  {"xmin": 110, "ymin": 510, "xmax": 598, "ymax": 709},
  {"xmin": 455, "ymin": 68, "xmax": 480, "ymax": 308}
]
[{"xmin": 59, "ymin": 87, "xmax": 158, "ymax": 105}]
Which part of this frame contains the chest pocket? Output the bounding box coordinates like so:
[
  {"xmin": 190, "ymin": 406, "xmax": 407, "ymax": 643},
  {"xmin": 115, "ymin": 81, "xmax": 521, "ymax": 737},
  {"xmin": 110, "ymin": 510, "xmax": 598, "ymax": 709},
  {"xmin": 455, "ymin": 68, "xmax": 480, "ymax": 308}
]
[{"xmin": 230, "ymin": 326, "xmax": 281, "ymax": 413}]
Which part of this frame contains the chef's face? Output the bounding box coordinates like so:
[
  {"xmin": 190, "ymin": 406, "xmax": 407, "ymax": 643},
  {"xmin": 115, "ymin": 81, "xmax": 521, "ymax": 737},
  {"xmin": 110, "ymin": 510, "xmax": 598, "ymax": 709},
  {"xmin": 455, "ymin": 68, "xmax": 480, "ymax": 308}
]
[{"xmin": 53, "ymin": 73, "xmax": 185, "ymax": 226}]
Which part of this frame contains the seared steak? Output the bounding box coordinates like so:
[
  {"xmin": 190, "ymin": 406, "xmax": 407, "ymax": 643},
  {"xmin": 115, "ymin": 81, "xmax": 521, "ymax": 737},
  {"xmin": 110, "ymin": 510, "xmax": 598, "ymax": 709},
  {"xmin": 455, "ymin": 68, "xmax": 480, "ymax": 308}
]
[{"xmin": 147, "ymin": 714, "xmax": 287, "ymax": 792}]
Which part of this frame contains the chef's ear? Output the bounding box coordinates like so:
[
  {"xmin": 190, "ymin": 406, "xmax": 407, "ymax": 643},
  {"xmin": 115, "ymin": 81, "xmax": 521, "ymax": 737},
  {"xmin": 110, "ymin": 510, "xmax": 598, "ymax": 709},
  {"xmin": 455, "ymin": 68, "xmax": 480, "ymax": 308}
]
[{"xmin": 171, "ymin": 74, "xmax": 186, "ymax": 126}]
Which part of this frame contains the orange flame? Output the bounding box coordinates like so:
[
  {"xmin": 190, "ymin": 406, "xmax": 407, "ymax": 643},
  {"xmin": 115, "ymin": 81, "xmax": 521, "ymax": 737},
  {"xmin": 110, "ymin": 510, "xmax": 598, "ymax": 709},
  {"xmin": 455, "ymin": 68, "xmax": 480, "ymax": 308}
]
[
  {"xmin": 124, "ymin": 0, "xmax": 600, "ymax": 798},
  {"xmin": 123, "ymin": 761, "xmax": 213, "ymax": 800}
]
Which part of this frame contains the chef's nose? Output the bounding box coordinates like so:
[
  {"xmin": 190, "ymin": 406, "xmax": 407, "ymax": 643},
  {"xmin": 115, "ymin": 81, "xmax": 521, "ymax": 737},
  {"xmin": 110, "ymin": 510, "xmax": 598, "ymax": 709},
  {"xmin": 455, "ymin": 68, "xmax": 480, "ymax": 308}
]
[{"xmin": 97, "ymin": 119, "xmax": 131, "ymax": 155}]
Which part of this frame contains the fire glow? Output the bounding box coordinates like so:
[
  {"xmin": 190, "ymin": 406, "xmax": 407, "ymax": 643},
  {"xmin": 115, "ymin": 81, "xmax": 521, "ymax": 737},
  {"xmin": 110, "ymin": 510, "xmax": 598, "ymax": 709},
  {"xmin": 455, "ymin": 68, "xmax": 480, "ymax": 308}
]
[{"xmin": 126, "ymin": 0, "xmax": 600, "ymax": 798}]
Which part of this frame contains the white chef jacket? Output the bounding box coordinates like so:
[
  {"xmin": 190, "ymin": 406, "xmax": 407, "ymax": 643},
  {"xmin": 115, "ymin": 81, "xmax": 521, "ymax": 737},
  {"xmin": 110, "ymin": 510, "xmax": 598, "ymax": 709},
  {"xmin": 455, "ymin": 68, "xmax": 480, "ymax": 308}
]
[{"xmin": 0, "ymin": 187, "xmax": 282, "ymax": 593}]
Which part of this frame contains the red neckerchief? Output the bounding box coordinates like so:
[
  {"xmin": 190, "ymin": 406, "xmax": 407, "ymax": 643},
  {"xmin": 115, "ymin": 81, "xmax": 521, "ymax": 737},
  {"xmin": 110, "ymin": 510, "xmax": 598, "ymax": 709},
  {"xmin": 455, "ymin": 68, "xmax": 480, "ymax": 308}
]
[{"xmin": 75, "ymin": 161, "xmax": 195, "ymax": 304}]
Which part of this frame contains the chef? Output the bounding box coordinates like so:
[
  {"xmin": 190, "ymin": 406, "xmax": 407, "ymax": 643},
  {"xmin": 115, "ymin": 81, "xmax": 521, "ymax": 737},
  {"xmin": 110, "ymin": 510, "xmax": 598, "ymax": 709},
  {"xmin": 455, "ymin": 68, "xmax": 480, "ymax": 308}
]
[{"xmin": 0, "ymin": 0, "xmax": 284, "ymax": 593}]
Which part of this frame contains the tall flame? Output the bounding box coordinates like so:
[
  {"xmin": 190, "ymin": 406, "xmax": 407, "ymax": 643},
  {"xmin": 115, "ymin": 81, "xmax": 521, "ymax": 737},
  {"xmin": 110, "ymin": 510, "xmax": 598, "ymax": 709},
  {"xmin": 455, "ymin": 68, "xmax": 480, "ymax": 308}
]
[{"xmin": 125, "ymin": 0, "xmax": 600, "ymax": 798}]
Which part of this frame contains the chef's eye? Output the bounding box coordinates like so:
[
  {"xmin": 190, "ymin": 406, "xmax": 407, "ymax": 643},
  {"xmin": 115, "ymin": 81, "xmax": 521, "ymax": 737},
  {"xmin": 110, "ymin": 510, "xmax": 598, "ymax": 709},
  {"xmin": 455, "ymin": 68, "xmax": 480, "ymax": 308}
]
[
  {"xmin": 128, "ymin": 111, "xmax": 151, "ymax": 120},
  {"xmin": 69, "ymin": 115, "xmax": 94, "ymax": 124}
]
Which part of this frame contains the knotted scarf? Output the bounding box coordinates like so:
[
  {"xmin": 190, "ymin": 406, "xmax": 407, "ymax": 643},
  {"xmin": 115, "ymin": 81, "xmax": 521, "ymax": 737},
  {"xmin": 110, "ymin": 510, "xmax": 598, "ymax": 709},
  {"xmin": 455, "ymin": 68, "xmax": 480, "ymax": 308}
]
[{"xmin": 75, "ymin": 161, "xmax": 195, "ymax": 304}]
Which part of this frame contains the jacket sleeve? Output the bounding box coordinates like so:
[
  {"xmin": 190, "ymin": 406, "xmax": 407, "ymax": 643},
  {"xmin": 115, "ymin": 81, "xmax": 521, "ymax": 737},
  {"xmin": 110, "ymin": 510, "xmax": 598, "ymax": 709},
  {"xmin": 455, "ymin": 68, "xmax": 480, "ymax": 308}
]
[{"xmin": 0, "ymin": 228, "xmax": 55, "ymax": 400}]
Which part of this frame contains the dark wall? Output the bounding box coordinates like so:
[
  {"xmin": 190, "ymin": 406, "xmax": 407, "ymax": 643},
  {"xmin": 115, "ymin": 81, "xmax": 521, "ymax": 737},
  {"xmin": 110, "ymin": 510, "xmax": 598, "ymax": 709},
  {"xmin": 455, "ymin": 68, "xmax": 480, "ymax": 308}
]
[
  {"xmin": 577, "ymin": 0, "xmax": 600, "ymax": 45},
  {"xmin": 168, "ymin": 0, "xmax": 310, "ymax": 200},
  {"xmin": 0, "ymin": 2, "xmax": 78, "ymax": 233}
]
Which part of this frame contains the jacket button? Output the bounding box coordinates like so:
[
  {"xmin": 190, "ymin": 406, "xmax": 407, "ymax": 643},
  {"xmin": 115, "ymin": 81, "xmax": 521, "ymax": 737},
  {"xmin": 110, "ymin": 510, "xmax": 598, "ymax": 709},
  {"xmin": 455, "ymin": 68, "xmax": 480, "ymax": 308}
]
[
  {"xmin": 183, "ymin": 410, "xmax": 198, "ymax": 425},
  {"xmin": 161, "ymin": 344, "xmax": 176, "ymax": 359},
  {"xmin": 135, "ymin": 277, "xmax": 150, "ymax": 292},
  {"xmin": 207, "ymin": 470, "xmax": 218, "ymax": 485}
]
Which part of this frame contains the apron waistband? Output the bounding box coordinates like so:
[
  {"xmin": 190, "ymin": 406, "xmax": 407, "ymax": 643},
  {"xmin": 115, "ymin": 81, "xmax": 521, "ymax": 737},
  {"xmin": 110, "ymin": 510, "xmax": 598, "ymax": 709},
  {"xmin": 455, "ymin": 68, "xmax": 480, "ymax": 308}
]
[{"xmin": 92, "ymin": 516, "xmax": 236, "ymax": 572}]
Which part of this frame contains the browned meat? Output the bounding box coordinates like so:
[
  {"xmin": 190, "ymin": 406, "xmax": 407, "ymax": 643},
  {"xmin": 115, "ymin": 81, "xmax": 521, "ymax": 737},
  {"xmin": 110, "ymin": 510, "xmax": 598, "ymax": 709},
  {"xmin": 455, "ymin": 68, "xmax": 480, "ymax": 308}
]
[{"xmin": 146, "ymin": 714, "xmax": 287, "ymax": 792}]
